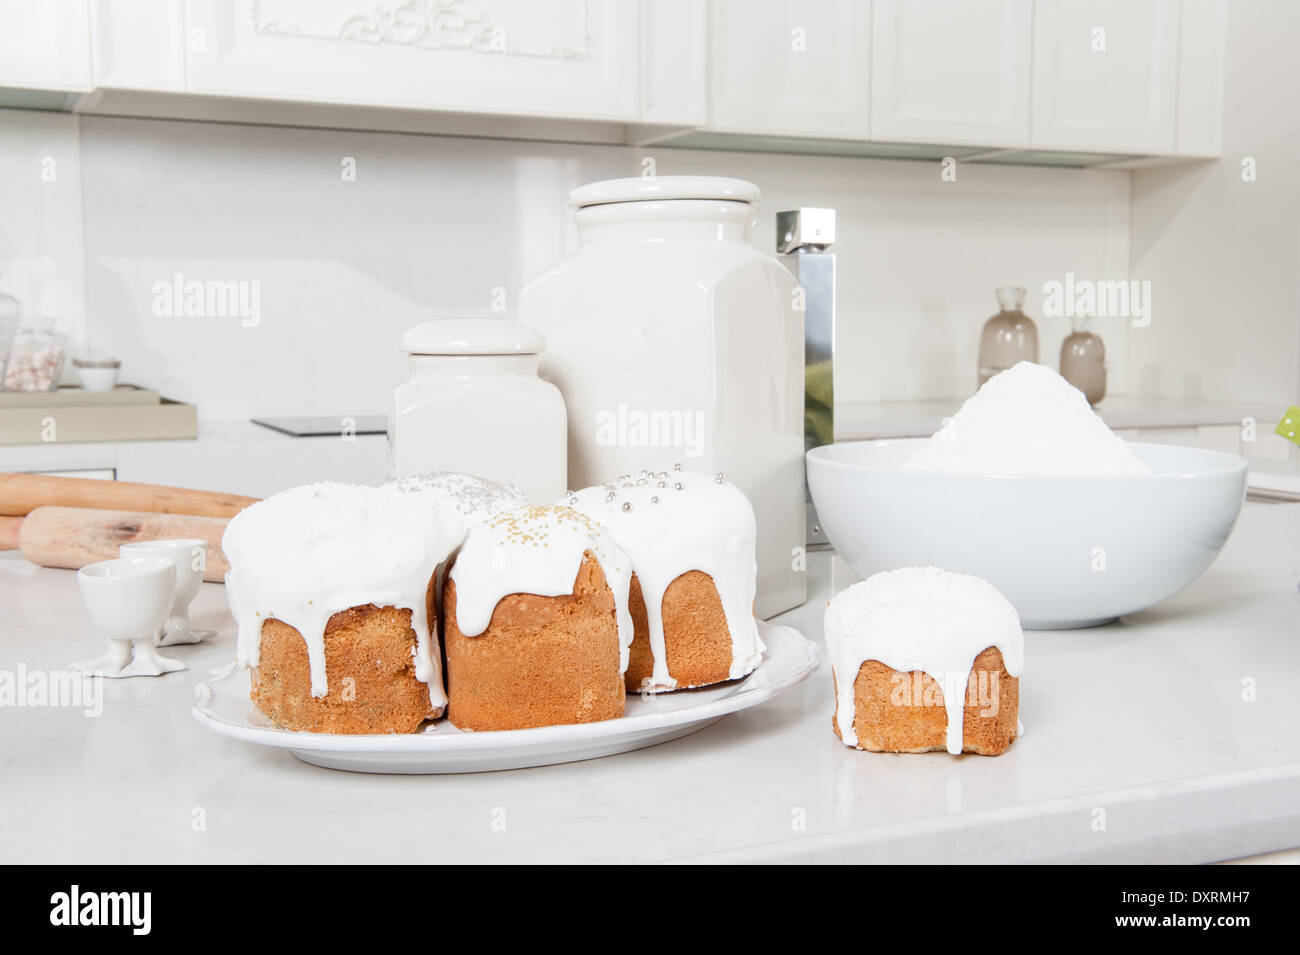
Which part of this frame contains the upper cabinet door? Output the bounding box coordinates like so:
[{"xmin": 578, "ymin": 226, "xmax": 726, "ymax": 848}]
[
  {"xmin": 871, "ymin": 0, "xmax": 1031, "ymax": 147},
  {"xmin": 1030, "ymin": 0, "xmax": 1180, "ymax": 153},
  {"xmin": 640, "ymin": 0, "xmax": 707, "ymax": 126},
  {"xmin": 90, "ymin": 0, "xmax": 186, "ymax": 92},
  {"xmin": 708, "ymin": 0, "xmax": 870, "ymax": 139},
  {"xmin": 0, "ymin": 0, "xmax": 92, "ymax": 92},
  {"xmin": 184, "ymin": 0, "xmax": 639, "ymax": 121}
]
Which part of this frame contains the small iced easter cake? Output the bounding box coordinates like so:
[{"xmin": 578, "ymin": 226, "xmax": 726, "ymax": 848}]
[
  {"xmin": 442, "ymin": 505, "xmax": 633, "ymax": 731},
  {"xmin": 825, "ymin": 566, "xmax": 1023, "ymax": 756},
  {"xmin": 221, "ymin": 482, "xmax": 466, "ymax": 734},
  {"xmin": 564, "ymin": 467, "xmax": 763, "ymax": 693}
]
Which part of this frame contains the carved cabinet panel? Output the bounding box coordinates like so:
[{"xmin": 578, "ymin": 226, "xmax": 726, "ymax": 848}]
[{"xmin": 185, "ymin": 0, "xmax": 640, "ymax": 120}]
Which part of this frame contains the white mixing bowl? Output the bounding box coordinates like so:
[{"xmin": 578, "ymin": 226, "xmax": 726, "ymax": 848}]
[{"xmin": 806, "ymin": 439, "xmax": 1248, "ymax": 629}]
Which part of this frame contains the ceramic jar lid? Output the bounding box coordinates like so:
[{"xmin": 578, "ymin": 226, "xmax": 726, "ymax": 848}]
[
  {"xmin": 72, "ymin": 357, "xmax": 121, "ymax": 369},
  {"xmin": 401, "ymin": 319, "xmax": 546, "ymax": 356},
  {"xmin": 569, "ymin": 176, "xmax": 761, "ymax": 208}
]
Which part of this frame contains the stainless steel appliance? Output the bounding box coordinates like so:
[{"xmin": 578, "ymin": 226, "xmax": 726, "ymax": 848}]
[{"xmin": 777, "ymin": 207, "xmax": 836, "ymax": 550}]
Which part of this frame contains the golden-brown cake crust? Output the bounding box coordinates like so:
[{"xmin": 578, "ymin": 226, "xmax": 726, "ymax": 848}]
[
  {"xmin": 250, "ymin": 604, "xmax": 438, "ymax": 734},
  {"xmin": 624, "ymin": 570, "xmax": 735, "ymax": 692},
  {"xmin": 832, "ymin": 646, "xmax": 1019, "ymax": 756},
  {"xmin": 443, "ymin": 551, "xmax": 625, "ymax": 731}
]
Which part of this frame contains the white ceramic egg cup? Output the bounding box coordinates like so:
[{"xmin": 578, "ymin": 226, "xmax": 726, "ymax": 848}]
[
  {"xmin": 119, "ymin": 538, "xmax": 214, "ymax": 646},
  {"xmin": 72, "ymin": 557, "xmax": 187, "ymax": 678}
]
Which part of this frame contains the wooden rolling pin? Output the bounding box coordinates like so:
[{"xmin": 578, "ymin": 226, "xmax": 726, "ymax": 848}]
[
  {"xmin": 18, "ymin": 506, "xmax": 231, "ymax": 582},
  {"xmin": 0, "ymin": 472, "xmax": 258, "ymax": 519}
]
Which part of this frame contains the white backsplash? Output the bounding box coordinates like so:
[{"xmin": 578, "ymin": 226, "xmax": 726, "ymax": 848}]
[
  {"xmin": 6, "ymin": 108, "xmax": 1131, "ymax": 421},
  {"xmin": 1128, "ymin": 0, "xmax": 1300, "ymax": 409},
  {"xmin": 0, "ymin": 109, "xmax": 86, "ymax": 348}
]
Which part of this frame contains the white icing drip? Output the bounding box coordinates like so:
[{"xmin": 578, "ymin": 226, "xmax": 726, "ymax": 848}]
[
  {"xmin": 824, "ymin": 566, "xmax": 1024, "ymax": 755},
  {"xmin": 385, "ymin": 471, "xmax": 527, "ymax": 527},
  {"xmin": 448, "ymin": 505, "xmax": 634, "ymax": 672},
  {"xmin": 221, "ymin": 482, "xmax": 465, "ymax": 708},
  {"xmin": 564, "ymin": 468, "xmax": 763, "ymax": 691}
]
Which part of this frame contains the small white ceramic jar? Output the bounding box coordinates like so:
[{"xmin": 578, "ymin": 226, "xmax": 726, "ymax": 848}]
[
  {"xmin": 389, "ymin": 319, "xmax": 566, "ymax": 504},
  {"xmin": 73, "ymin": 357, "xmax": 121, "ymax": 392}
]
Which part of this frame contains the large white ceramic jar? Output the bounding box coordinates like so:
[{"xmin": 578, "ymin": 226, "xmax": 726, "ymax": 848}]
[
  {"xmin": 389, "ymin": 319, "xmax": 566, "ymax": 504},
  {"xmin": 521, "ymin": 177, "xmax": 805, "ymax": 617}
]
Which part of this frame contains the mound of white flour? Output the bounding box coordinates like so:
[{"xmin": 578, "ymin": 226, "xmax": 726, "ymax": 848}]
[{"xmin": 902, "ymin": 362, "xmax": 1150, "ymax": 476}]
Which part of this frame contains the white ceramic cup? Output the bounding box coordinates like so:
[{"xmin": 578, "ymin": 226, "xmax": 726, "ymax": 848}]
[
  {"xmin": 75, "ymin": 364, "xmax": 120, "ymax": 391},
  {"xmin": 119, "ymin": 539, "xmax": 208, "ymax": 646},
  {"xmin": 74, "ymin": 556, "xmax": 185, "ymax": 676}
]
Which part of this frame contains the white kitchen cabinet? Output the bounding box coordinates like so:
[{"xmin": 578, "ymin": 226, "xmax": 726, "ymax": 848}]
[
  {"xmin": 639, "ymin": 0, "xmax": 707, "ymax": 126},
  {"xmin": 707, "ymin": 0, "xmax": 870, "ymax": 138},
  {"xmin": 871, "ymin": 0, "xmax": 1031, "ymax": 148},
  {"xmin": 183, "ymin": 0, "xmax": 640, "ymax": 121},
  {"xmin": 1, "ymin": 0, "xmax": 1228, "ymax": 163},
  {"xmin": 1030, "ymin": 0, "xmax": 1180, "ymax": 154},
  {"xmin": 89, "ymin": 0, "xmax": 186, "ymax": 92},
  {"xmin": 1172, "ymin": 0, "xmax": 1227, "ymax": 157},
  {"xmin": 0, "ymin": 0, "xmax": 92, "ymax": 92}
]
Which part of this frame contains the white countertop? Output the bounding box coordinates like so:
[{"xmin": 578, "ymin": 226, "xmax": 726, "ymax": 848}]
[
  {"xmin": 2, "ymin": 502, "xmax": 1299, "ymax": 864},
  {"xmin": 2, "ymin": 418, "xmax": 389, "ymax": 496},
  {"xmin": 5, "ymin": 394, "xmax": 1286, "ymax": 496}
]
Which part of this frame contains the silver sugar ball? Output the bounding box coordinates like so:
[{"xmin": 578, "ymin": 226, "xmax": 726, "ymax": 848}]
[
  {"xmin": 605, "ymin": 491, "xmax": 615, "ymax": 502},
  {"xmin": 673, "ymin": 463, "xmax": 684, "ymax": 472},
  {"xmin": 650, "ymin": 496, "xmax": 659, "ymax": 504},
  {"xmin": 674, "ymin": 482, "xmax": 684, "ymax": 491},
  {"xmin": 622, "ymin": 501, "xmax": 633, "ymax": 512},
  {"xmin": 715, "ymin": 472, "xmax": 726, "ymax": 484}
]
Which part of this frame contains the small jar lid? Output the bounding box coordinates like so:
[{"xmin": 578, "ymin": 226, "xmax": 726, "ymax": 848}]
[
  {"xmin": 401, "ymin": 319, "xmax": 545, "ymax": 356},
  {"xmin": 72, "ymin": 356, "xmax": 121, "ymax": 369},
  {"xmin": 569, "ymin": 176, "xmax": 761, "ymax": 209}
]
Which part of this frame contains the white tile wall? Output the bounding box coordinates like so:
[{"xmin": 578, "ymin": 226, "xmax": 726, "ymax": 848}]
[
  {"xmin": 1128, "ymin": 0, "xmax": 1300, "ymax": 410},
  {"xmin": 4, "ymin": 2, "xmax": 1298, "ymax": 434},
  {"xmin": 67, "ymin": 113, "xmax": 1134, "ymax": 421},
  {"xmin": 651, "ymin": 147, "xmax": 1132, "ymax": 405},
  {"xmin": 0, "ymin": 109, "xmax": 87, "ymax": 354}
]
